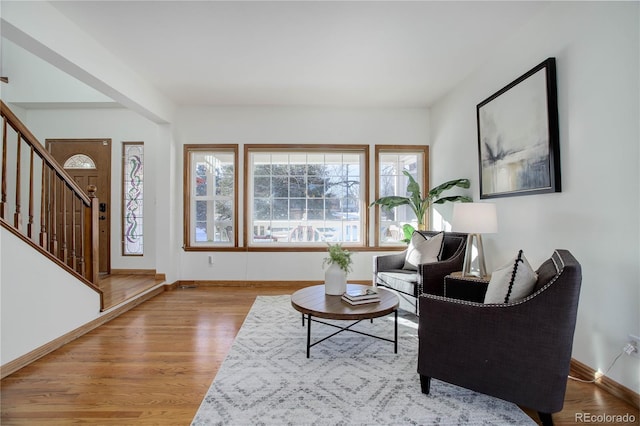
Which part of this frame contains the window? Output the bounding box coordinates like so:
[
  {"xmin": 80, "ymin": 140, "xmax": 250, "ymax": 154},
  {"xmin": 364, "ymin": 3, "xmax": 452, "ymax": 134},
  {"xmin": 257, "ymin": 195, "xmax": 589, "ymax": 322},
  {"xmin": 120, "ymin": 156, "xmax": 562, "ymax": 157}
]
[
  {"xmin": 374, "ymin": 145, "xmax": 428, "ymax": 245},
  {"xmin": 122, "ymin": 142, "xmax": 144, "ymax": 255},
  {"xmin": 246, "ymin": 145, "xmax": 368, "ymax": 247},
  {"xmin": 63, "ymin": 154, "xmax": 96, "ymax": 169},
  {"xmin": 184, "ymin": 145, "xmax": 238, "ymax": 249}
]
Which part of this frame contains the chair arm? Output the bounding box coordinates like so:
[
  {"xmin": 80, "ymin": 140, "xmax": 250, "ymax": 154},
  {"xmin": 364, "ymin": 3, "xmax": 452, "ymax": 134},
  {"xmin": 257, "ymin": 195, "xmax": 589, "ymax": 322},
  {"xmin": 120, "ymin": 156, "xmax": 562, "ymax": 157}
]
[
  {"xmin": 373, "ymin": 251, "xmax": 406, "ymax": 273},
  {"xmin": 417, "ymin": 255, "xmax": 465, "ymax": 296}
]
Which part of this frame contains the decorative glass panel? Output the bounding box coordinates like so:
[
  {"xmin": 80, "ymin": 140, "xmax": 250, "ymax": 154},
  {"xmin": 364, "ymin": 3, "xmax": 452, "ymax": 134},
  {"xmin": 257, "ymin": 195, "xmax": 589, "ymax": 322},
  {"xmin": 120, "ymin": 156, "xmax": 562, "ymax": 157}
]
[
  {"xmin": 64, "ymin": 154, "xmax": 96, "ymax": 169},
  {"xmin": 123, "ymin": 143, "xmax": 144, "ymax": 255}
]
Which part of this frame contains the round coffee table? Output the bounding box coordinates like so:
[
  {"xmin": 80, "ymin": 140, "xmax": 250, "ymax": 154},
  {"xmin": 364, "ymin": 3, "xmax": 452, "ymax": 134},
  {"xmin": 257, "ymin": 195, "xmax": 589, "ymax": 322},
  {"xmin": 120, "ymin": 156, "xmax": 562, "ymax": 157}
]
[{"xmin": 291, "ymin": 284, "xmax": 399, "ymax": 358}]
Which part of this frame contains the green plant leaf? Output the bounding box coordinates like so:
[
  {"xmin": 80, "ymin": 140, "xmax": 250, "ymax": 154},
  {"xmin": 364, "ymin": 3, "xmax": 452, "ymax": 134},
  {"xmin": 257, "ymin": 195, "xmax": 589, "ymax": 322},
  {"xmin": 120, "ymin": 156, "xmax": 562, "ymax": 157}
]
[
  {"xmin": 428, "ymin": 179, "xmax": 470, "ymax": 198},
  {"xmin": 401, "ymin": 224, "xmax": 415, "ymax": 243},
  {"xmin": 323, "ymin": 243, "xmax": 354, "ymax": 273},
  {"xmin": 369, "ymin": 196, "xmax": 410, "ymax": 209},
  {"xmin": 369, "ymin": 174, "xmax": 471, "ymax": 232},
  {"xmin": 404, "ymin": 171, "xmax": 422, "ymax": 198},
  {"xmin": 402, "ymin": 172, "xmax": 425, "ymax": 221},
  {"xmin": 433, "ymin": 195, "xmax": 473, "ymax": 204}
]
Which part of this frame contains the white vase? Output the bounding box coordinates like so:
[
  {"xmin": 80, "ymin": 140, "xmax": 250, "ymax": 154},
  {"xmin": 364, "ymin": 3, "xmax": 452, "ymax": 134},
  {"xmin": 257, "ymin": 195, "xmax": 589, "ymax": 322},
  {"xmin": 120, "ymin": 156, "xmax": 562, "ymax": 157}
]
[{"xmin": 324, "ymin": 263, "xmax": 347, "ymax": 295}]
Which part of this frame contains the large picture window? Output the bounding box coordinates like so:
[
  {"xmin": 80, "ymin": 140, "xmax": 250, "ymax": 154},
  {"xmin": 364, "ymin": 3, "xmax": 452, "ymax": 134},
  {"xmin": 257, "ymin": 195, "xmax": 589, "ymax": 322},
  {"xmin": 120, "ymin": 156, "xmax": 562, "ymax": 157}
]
[
  {"xmin": 184, "ymin": 145, "xmax": 238, "ymax": 249},
  {"xmin": 374, "ymin": 145, "xmax": 428, "ymax": 245},
  {"xmin": 246, "ymin": 145, "xmax": 368, "ymax": 247}
]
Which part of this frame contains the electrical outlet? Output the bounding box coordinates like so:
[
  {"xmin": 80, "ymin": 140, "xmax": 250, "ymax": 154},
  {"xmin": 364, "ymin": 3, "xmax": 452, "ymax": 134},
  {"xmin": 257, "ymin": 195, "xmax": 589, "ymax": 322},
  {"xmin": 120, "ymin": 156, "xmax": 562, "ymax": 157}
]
[{"xmin": 625, "ymin": 334, "xmax": 640, "ymax": 358}]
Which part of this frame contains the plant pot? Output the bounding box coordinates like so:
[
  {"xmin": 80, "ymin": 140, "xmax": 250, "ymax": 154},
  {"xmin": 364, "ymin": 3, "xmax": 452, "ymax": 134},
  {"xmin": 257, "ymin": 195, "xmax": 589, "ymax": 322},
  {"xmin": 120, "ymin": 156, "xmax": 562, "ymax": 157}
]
[{"xmin": 324, "ymin": 263, "xmax": 347, "ymax": 295}]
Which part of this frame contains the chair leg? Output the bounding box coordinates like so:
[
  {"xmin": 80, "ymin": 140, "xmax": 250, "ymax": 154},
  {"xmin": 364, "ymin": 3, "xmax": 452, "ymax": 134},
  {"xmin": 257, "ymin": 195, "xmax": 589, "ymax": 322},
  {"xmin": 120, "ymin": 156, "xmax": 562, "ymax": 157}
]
[
  {"xmin": 420, "ymin": 375, "xmax": 431, "ymax": 394},
  {"xmin": 538, "ymin": 412, "xmax": 553, "ymax": 426}
]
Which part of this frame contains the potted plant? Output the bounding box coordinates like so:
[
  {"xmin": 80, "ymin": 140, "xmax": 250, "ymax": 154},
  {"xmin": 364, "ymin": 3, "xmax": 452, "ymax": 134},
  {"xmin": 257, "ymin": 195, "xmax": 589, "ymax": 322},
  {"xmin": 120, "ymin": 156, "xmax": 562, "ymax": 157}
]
[
  {"xmin": 370, "ymin": 171, "xmax": 472, "ymax": 241},
  {"xmin": 323, "ymin": 243, "xmax": 353, "ymax": 295}
]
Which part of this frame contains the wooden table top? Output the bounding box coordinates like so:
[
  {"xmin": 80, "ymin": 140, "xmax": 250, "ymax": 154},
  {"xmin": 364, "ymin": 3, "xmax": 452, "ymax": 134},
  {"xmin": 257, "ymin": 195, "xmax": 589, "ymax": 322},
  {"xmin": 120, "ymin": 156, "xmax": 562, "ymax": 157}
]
[{"xmin": 291, "ymin": 284, "xmax": 399, "ymax": 321}]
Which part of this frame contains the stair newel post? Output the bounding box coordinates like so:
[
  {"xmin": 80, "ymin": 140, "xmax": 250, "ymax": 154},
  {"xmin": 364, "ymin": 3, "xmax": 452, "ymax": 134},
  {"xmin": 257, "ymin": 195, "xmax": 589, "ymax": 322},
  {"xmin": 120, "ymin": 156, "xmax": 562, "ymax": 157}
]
[{"xmin": 86, "ymin": 185, "xmax": 100, "ymax": 285}]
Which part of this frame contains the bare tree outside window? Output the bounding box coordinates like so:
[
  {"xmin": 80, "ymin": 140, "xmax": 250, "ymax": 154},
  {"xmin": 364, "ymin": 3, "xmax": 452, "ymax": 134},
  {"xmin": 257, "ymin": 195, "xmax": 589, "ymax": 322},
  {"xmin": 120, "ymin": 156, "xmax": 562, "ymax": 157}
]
[
  {"xmin": 375, "ymin": 147, "xmax": 428, "ymax": 245},
  {"xmin": 184, "ymin": 145, "xmax": 238, "ymax": 249},
  {"xmin": 248, "ymin": 148, "xmax": 366, "ymax": 246}
]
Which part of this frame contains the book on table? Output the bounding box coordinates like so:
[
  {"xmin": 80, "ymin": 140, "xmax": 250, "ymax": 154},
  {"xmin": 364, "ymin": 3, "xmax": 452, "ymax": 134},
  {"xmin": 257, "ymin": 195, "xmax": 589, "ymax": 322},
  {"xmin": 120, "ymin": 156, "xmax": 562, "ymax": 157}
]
[
  {"xmin": 343, "ymin": 288, "xmax": 379, "ymax": 301},
  {"xmin": 341, "ymin": 295, "xmax": 380, "ymax": 305},
  {"xmin": 342, "ymin": 288, "xmax": 380, "ymax": 305}
]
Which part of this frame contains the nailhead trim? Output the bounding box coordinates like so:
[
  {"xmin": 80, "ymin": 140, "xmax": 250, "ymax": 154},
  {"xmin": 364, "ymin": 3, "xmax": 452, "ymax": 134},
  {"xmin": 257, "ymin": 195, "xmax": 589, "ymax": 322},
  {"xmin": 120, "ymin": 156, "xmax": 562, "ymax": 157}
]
[{"xmin": 420, "ymin": 250, "xmax": 566, "ymax": 309}]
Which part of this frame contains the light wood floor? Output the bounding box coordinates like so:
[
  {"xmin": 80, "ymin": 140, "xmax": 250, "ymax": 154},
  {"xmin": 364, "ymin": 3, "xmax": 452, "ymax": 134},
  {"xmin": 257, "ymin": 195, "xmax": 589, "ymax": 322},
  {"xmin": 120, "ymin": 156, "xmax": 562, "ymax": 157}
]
[
  {"xmin": 1, "ymin": 285, "xmax": 638, "ymax": 425},
  {"xmin": 100, "ymin": 273, "xmax": 165, "ymax": 310}
]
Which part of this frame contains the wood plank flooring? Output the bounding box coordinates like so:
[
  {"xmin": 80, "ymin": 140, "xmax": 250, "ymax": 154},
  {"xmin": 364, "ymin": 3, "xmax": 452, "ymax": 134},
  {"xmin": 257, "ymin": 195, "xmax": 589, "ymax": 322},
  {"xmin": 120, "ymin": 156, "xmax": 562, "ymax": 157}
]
[
  {"xmin": 1, "ymin": 285, "xmax": 638, "ymax": 425},
  {"xmin": 100, "ymin": 273, "xmax": 165, "ymax": 310}
]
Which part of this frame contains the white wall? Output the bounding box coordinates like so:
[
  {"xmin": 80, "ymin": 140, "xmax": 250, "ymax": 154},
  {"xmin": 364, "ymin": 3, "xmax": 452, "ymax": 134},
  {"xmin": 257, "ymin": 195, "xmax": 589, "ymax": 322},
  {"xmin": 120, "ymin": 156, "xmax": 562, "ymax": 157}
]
[
  {"xmin": 175, "ymin": 106, "xmax": 430, "ymax": 281},
  {"xmin": 430, "ymin": 2, "xmax": 639, "ymax": 393},
  {"xmin": 1, "ymin": 38, "xmax": 114, "ymax": 105},
  {"xmin": 0, "ymin": 227, "xmax": 101, "ymax": 364},
  {"xmin": 24, "ymin": 108, "xmax": 163, "ymax": 272},
  {"xmin": 1, "ymin": 0, "xmax": 175, "ymax": 123}
]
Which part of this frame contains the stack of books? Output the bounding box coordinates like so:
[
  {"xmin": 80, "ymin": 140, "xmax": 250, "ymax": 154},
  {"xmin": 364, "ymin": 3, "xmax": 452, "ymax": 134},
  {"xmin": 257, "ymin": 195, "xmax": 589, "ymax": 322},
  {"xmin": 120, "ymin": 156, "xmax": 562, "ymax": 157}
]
[{"xmin": 341, "ymin": 288, "xmax": 381, "ymax": 305}]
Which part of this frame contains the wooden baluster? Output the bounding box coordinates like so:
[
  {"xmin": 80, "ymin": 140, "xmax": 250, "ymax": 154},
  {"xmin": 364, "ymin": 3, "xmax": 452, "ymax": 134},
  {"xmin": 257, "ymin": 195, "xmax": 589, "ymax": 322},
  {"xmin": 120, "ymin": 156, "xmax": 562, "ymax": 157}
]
[
  {"xmin": 1, "ymin": 116, "xmax": 7, "ymax": 220},
  {"xmin": 14, "ymin": 132, "xmax": 22, "ymax": 230},
  {"xmin": 61, "ymin": 182, "xmax": 68, "ymax": 264},
  {"xmin": 27, "ymin": 145, "xmax": 35, "ymax": 239},
  {"xmin": 77, "ymin": 188, "xmax": 86, "ymax": 278},
  {"xmin": 40, "ymin": 164, "xmax": 49, "ymax": 248},
  {"xmin": 70, "ymin": 193, "xmax": 77, "ymax": 272},
  {"xmin": 50, "ymin": 175, "xmax": 58, "ymax": 257},
  {"xmin": 85, "ymin": 185, "xmax": 99, "ymax": 284}
]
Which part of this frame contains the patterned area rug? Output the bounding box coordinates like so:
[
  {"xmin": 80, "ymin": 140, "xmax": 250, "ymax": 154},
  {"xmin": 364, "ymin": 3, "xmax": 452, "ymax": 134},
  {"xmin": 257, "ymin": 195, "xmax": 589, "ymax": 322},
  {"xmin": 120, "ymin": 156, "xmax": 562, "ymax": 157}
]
[{"xmin": 192, "ymin": 295, "xmax": 536, "ymax": 425}]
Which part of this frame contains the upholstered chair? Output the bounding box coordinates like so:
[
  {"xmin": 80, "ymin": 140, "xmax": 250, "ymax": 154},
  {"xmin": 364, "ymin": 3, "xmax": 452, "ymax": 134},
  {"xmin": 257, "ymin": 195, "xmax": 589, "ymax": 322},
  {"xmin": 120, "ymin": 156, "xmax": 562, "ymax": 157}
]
[
  {"xmin": 417, "ymin": 249, "xmax": 582, "ymax": 426},
  {"xmin": 373, "ymin": 231, "xmax": 467, "ymax": 313}
]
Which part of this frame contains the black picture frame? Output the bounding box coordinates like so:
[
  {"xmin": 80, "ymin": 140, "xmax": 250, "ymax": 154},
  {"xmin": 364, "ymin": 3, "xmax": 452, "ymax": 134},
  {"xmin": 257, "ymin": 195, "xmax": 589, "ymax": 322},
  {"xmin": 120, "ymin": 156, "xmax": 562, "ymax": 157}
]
[{"xmin": 477, "ymin": 58, "xmax": 561, "ymax": 199}]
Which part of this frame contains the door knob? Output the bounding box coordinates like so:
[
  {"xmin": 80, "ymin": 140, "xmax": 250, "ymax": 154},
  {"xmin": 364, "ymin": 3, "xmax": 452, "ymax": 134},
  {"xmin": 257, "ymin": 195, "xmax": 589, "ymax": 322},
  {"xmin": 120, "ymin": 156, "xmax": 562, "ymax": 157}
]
[{"xmin": 99, "ymin": 215, "xmax": 107, "ymax": 220}]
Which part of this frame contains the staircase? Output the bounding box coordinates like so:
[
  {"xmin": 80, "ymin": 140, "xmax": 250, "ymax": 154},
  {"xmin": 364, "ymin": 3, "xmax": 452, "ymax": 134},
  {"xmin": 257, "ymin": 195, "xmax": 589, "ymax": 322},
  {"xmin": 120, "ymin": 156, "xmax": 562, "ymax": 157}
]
[{"xmin": 0, "ymin": 101, "xmax": 102, "ymax": 300}]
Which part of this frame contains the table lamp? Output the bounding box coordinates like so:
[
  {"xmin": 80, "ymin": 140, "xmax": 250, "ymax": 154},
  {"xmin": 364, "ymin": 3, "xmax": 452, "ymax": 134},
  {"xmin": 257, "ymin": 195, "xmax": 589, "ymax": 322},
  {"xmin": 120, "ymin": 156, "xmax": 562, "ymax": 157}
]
[{"xmin": 452, "ymin": 202, "xmax": 497, "ymax": 278}]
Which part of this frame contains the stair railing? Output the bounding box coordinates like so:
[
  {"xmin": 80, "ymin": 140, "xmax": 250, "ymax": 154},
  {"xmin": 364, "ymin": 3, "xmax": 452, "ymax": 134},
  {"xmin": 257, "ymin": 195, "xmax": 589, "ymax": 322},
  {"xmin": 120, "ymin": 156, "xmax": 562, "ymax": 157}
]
[{"xmin": 0, "ymin": 101, "xmax": 101, "ymax": 293}]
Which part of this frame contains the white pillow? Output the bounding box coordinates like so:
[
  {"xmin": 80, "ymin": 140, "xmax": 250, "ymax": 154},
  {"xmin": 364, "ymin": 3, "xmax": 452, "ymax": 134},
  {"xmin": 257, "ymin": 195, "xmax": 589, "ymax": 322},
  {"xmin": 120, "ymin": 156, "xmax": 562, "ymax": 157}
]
[
  {"xmin": 484, "ymin": 250, "xmax": 538, "ymax": 304},
  {"xmin": 403, "ymin": 231, "xmax": 444, "ymax": 271}
]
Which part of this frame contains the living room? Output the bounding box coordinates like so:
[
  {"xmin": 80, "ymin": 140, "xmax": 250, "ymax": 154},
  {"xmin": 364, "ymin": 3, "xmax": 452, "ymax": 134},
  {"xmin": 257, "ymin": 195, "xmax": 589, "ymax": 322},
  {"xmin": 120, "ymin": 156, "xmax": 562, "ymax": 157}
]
[{"xmin": 1, "ymin": 0, "xmax": 638, "ymax": 423}]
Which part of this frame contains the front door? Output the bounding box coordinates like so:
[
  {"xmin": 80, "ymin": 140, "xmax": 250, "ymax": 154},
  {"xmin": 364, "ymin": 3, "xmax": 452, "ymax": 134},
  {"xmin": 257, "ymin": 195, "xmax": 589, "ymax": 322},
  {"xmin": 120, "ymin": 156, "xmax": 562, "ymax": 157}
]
[{"xmin": 47, "ymin": 139, "xmax": 111, "ymax": 274}]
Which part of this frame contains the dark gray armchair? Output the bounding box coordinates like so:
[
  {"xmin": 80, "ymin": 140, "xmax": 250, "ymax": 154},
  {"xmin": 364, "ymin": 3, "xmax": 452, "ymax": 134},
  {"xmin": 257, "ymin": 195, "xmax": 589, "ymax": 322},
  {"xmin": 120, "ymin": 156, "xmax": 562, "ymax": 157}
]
[
  {"xmin": 373, "ymin": 231, "xmax": 467, "ymax": 313},
  {"xmin": 417, "ymin": 249, "xmax": 582, "ymax": 426}
]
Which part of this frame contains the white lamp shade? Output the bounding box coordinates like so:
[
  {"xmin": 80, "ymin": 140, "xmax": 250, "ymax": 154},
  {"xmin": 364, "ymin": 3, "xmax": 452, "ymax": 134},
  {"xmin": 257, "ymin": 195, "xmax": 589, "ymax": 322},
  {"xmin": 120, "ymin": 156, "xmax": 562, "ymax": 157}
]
[{"xmin": 452, "ymin": 203, "xmax": 498, "ymax": 234}]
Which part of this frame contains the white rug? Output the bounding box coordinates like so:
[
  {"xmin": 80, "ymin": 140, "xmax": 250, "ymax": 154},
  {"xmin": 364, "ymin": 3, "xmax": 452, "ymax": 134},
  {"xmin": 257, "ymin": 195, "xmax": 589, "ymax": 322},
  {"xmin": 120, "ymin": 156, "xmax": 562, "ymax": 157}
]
[{"xmin": 192, "ymin": 295, "xmax": 536, "ymax": 425}]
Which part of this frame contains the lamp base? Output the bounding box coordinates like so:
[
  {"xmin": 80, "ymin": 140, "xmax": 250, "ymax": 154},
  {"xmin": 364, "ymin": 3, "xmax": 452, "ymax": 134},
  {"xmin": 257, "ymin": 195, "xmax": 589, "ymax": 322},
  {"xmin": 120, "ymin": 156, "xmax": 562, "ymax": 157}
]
[{"xmin": 461, "ymin": 233, "xmax": 489, "ymax": 279}]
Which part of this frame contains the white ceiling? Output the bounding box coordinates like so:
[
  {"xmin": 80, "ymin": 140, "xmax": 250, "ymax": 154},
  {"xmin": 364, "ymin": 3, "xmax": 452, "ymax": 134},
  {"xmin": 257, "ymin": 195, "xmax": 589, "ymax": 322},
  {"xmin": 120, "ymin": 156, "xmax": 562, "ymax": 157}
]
[{"xmin": 23, "ymin": 1, "xmax": 549, "ymax": 108}]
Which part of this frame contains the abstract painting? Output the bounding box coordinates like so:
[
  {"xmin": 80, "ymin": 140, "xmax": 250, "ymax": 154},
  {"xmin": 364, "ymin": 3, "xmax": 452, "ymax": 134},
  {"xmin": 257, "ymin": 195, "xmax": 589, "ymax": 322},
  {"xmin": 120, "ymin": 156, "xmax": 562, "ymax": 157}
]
[{"xmin": 477, "ymin": 58, "xmax": 561, "ymax": 199}]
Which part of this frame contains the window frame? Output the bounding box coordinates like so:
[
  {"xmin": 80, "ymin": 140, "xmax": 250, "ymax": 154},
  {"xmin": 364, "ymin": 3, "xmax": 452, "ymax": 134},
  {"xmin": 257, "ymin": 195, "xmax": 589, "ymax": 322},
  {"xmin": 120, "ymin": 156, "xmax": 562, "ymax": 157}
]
[
  {"xmin": 183, "ymin": 144, "xmax": 239, "ymax": 251},
  {"xmin": 244, "ymin": 144, "xmax": 369, "ymax": 250},
  {"xmin": 373, "ymin": 145, "xmax": 429, "ymax": 246}
]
